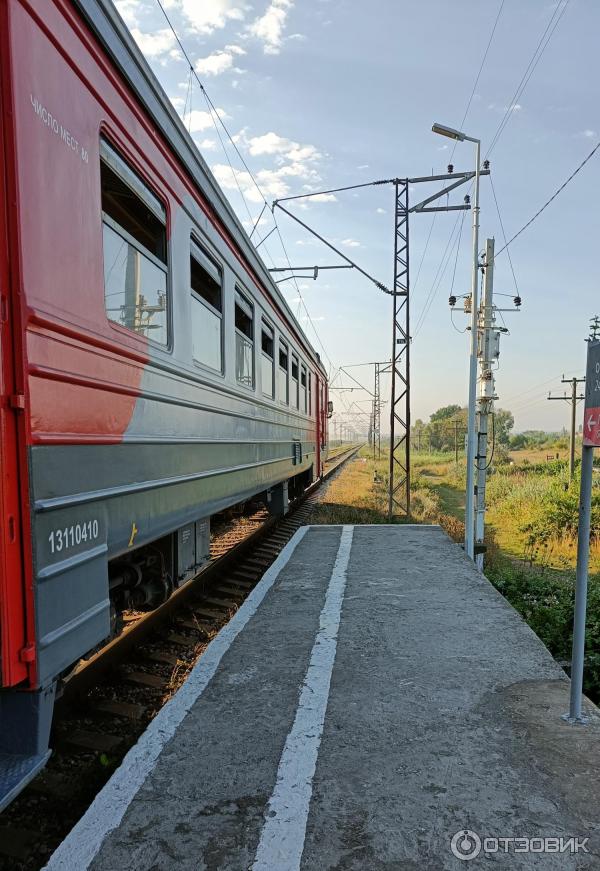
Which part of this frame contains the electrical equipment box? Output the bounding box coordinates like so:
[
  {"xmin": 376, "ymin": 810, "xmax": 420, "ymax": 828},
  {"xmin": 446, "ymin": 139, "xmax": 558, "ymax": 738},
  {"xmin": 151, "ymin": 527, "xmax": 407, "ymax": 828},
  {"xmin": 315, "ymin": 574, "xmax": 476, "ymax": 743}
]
[
  {"xmin": 176, "ymin": 518, "xmax": 211, "ymax": 586},
  {"xmin": 478, "ymin": 329, "xmax": 501, "ymax": 361}
]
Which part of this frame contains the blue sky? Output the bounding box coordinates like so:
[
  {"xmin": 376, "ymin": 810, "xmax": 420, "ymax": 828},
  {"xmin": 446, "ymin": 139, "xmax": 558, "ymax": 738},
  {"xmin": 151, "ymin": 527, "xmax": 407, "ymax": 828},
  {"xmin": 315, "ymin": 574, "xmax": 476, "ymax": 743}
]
[{"xmin": 115, "ymin": 0, "xmax": 598, "ymax": 435}]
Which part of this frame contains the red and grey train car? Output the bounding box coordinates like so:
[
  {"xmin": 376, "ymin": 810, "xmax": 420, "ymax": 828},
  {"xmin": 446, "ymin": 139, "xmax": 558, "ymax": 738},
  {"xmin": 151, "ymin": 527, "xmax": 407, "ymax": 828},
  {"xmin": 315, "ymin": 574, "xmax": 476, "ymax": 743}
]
[{"xmin": 0, "ymin": 0, "xmax": 330, "ymax": 809}]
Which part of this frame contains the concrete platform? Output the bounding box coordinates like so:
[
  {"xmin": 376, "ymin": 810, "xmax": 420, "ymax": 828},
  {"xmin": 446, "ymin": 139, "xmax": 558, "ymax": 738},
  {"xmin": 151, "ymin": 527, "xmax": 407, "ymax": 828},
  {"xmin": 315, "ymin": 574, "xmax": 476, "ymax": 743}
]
[{"xmin": 46, "ymin": 525, "xmax": 600, "ymax": 870}]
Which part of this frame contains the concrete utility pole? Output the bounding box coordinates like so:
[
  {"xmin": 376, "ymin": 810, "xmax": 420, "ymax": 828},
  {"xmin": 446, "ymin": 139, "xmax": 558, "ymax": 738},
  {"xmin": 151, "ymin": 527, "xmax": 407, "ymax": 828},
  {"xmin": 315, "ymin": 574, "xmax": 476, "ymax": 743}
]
[
  {"xmin": 474, "ymin": 239, "xmax": 497, "ymax": 571},
  {"xmin": 548, "ymin": 377, "xmax": 585, "ymax": 479},
  {"xmin": 464, "ymin": 140, "xmax": 481, "ymax": 561}
]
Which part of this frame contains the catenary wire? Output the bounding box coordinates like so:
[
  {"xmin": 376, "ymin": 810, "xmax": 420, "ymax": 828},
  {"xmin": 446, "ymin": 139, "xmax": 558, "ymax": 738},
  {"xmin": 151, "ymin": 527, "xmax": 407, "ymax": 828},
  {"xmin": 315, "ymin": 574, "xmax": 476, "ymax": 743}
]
[
  {"xmin": 153, "ymin": 0, "xmax": 332, "ymax": 372},
  {"xmin": 489, "ymin": 175, "xmax": 519, "ymax": 295},
  {"xmin": 486, "ymin": 0, "xmax": 571, "ymax": 158},
  {"xmin": 449, "ymin": 0, "xmax": 506, "ymax": 162},
  {"xmin": 495, "ymin": 139, "xmax": 600, "ymax": 257}
]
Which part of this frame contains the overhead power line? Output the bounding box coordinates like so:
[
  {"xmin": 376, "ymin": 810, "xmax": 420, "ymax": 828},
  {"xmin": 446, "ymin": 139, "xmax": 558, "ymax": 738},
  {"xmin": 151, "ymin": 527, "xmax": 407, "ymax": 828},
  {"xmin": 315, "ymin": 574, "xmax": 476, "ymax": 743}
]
[
  {"xmin": 495, "ymin": 138, "xmax": 600, "ymax": 257},
  {"xmin": 417, "ymin": 1, "xmax": 504, "ymax": 319},
  {"xmin": 486, "ymin": 0, "xmax": 571, "ymax": 157},
  {"xmin": 153, "ymin": 0, "xmax": 333, "ymax": 373},
  {"xmin": 450, "ymin": 0, "xmax": 506, "ymax": 163},
  {"xmin": 489, "ymin": 175, "xmax": 519, "ymax": 295}
]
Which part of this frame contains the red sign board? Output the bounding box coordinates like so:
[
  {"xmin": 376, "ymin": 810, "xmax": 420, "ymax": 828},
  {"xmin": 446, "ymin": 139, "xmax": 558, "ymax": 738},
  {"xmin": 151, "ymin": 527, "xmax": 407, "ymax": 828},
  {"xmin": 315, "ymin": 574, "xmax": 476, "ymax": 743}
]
[{"xmin": 583, "ymin": 340, "xmax": 600, "ymax": 447}]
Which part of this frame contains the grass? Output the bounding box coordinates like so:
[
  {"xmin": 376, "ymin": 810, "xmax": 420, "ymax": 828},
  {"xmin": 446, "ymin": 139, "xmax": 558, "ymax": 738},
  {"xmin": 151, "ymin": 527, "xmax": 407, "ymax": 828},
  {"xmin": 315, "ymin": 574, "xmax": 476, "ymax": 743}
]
[{"xmin": 311, "ymin": 447, "xmax": 394, "ymax": 525}]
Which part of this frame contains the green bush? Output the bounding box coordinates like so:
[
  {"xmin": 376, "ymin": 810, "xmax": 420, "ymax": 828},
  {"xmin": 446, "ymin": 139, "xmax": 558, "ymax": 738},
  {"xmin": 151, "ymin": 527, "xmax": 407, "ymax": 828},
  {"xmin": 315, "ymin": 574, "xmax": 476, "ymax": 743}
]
[{"xmin": 486, "ymin": 556, "xmax": 600, "ymax": 700}]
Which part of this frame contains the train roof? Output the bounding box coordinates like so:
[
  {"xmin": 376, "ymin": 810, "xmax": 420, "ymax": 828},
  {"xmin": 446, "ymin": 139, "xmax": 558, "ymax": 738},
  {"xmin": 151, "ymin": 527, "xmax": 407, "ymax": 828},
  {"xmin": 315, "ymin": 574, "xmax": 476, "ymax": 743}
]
[{"xmin": 72, "ymin": 0, "xmax": 327, "ymax": 376}]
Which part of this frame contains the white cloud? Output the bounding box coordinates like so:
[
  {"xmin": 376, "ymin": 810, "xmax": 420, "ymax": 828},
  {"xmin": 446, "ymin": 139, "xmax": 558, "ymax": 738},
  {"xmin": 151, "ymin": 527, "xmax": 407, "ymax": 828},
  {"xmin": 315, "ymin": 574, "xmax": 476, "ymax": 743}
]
[
  {"xmin": 376, "ymin": 207, "xmax": 386, "ymax": 214},
  {"xmin": 187, "ymin": 108, "xmax": 228, "ymax": 133},
  {"xmin": 242, "ymin": 215, "xmax": 269, "ymax": 230},
  {"xmin": 195, "ymin": 45, "xmax": 246, "ymax": 76},
  {"xmin": 114, "ymin": 0, "xmax": 140, "ymax": 28},
  {"xmin": 196, "ymin": 52, "xmax": 233, "ymax": 76},
  {"xmin": 308, "ymin": 193, "xmax": 337, "ymax": 203},
  {"xmin": 247, "ymin": 131, "xmax": 290, "ymax": 155},
  {"xmin": 195, "ymin": 138, "xmax": 218, "ymax": 151},
  {"xmin": 209, "ymin": 124, "xmax": 329, "ymax": 212},
  {"xmin": 211, "ymin": 164, "xmax": 290, "ymax": 202},
  {"xmin": 341, "ymin": 238, "xmax": 360, "ymax": 248},
  {"xmin": 175, "ymin": 0, "xmax": 250, "ymax": 34},
  {"xmin": 488, "ymin": 102, "xmax": 522, "ymax": 113},
  {"xmin": 581, "ymin": 129, "xmax": 597, "ymax": 138},
  {"xmin": 130, "ymin": 27, "xmax": 176, "ymax": 58},
  {"xmin": 247, "ymin": 0, "xmax": 294, "ymax": 55},
  {"xmin": 244, "ymin": 132, "xmax": 321, "ymax": 166},
  {"xmin": 357, "ymin": 164, "xmax": 369, "ymax": 170}
]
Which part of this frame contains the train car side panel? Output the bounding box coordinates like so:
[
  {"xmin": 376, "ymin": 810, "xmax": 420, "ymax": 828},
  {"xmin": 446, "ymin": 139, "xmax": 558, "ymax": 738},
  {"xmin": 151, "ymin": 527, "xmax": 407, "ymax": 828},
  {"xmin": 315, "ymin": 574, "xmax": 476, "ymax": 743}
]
[{"xmin": 0, "ymin": 2, "xmax": 29, "ymax": 690}]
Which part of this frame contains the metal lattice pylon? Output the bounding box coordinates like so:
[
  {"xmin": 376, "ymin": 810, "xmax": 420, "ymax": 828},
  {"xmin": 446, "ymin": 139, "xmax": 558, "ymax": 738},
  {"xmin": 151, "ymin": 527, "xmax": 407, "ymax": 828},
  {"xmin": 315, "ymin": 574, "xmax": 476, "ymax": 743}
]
[{"xmin": 388, "ymin": 180, "xmax": 410, "ymax": 517}]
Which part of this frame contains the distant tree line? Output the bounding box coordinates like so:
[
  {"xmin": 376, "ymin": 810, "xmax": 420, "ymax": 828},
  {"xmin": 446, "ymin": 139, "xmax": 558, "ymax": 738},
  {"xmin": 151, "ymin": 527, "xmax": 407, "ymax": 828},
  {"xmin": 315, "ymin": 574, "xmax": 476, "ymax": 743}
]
[{"xmin": 412, "ymin": 404, "xmax": 515, "ymax": 452}]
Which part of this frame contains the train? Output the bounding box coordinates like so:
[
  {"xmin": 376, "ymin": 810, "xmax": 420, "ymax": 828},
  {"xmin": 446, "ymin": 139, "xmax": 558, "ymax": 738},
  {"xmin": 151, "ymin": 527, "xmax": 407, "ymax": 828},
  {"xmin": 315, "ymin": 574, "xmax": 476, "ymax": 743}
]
[{"xmin": 0, "ymin": 0, "xmax": 330, "ymax": 810}]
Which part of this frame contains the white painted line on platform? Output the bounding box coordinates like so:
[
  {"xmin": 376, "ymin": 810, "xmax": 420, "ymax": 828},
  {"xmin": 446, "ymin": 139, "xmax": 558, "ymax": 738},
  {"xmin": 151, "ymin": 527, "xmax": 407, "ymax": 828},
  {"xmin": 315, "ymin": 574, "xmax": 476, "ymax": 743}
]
[
  {"xmin": 252, "ymin": 524, "xmax": 354, "ymax": 871},
  {"xmin": 44, "ymin": 525, "xmax": 310, "ymax": 871}
]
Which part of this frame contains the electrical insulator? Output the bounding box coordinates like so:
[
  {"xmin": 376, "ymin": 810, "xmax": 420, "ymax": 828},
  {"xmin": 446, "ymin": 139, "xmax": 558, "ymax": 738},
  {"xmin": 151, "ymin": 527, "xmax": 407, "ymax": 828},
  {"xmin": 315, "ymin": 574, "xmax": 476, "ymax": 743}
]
[
  {"xmin": 464, "ymin": 194, "xmax": 470, "ymax": 205},
  {"xmin": 514, "ymin": 295, "xmax": 521, "ymax": 307},
  {"xmin": 449, "ymin": 295, "xmax": 456, "ymax": 307},
  {"xmin": 483, "ymin": 159, "xmax": 490, "ymax": 170},
  {"xmin": 447, "ymin": 164, "xmax": 454, "ymax": 174},
  {"xmin": 464, "ymin": 295, "xmax": 472, "ymax": 314}
]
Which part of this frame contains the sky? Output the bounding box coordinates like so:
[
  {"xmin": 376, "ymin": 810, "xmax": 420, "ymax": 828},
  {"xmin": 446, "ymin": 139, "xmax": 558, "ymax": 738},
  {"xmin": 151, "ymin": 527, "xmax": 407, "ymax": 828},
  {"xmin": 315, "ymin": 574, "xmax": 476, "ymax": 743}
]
[{"xmin": 113, "ymin": 0, "xmax": 599, "ymax": 435}]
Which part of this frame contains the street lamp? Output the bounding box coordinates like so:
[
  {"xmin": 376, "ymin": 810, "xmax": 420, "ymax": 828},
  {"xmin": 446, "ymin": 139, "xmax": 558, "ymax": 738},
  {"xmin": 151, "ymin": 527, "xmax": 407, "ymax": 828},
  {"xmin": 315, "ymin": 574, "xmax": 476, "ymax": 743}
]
[{"xmin": 432, "ymin": 121, "xmax": 481, "ymax": 561}]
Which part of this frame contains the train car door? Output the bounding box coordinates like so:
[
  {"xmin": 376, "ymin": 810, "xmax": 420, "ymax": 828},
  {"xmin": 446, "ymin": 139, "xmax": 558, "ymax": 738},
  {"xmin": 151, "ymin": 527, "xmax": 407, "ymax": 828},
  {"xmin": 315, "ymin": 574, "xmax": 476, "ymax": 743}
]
[
  {"xmin": 0, "ymin": 29, "xmax": 28, "ymax": 689},
  {"xmin": 315, "ymin": 373, "xmax": 322, "ymax": 477}
]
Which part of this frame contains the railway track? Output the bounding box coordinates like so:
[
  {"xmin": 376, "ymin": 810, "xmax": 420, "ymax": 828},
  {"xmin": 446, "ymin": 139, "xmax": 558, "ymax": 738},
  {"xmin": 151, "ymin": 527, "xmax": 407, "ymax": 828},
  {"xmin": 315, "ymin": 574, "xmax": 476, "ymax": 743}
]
[{"xmin": 0, "ymin": 446, "xmax": 361, "ymax": 870}]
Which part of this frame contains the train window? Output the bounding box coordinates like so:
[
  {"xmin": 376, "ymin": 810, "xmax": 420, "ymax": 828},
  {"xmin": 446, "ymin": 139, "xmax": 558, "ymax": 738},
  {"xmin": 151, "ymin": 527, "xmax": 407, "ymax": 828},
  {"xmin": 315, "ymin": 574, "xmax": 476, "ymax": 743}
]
[
  {"xmin": 235, "ymin": 290, "xmax": 254, "ymax": 388},
  {"xmin": 261, "ymin": 321, "xmax": 275, "ymax": 399},
  {"xmin": 100, "ymin": 140, "xmax": 168, "ymax": 345},
  {"xmin": 190, "ymin": 242, "xmax": 223, "ymax": 372},
  {"xmin": 291, "ymin": 354, "xmax": 299, "ymax": 409},
  {"xmin": 308, "ymin": 372, "xmax": 312, "ymax": 415},
  {"xmin": 278, "ymin": 341, "xmax": 289, "ymax": 405},
  {"xmin": 300, "ymin": 364, "xmax": 308, "ymax": 413}
]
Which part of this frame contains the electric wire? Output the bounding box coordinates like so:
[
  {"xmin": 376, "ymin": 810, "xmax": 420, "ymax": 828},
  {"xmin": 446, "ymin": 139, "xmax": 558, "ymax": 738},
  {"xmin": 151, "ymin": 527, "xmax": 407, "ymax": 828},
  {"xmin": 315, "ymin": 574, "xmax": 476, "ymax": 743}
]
[
  {"xmin": 450, "ymin": 308, "xmax": 468, "ymax": 334},
  {"xmin": 486, "ymin": 0, "xmax": 571, "ymax": 158},
  {"xmin": 411, "ymin": 213, "xmax": 437, "ymax": 296},
  {"xmin": 495, "ymin": 138, "xmax": 600, "ymax": 257},
  {"xmin": 449, "ymin": 0, "xmax": 506, "ymax": 163},
  {"xmin": 480, "ymin": 413, "xmax": 496, "ymax": 470},
  {"xmin": 418, "ymin": 0, "xmax": 504, "ymax": 324},
  {"xmin": 153, "ymin": 0, "xmax": 331, "ymax": 372},
  {"xmin": 430, "ymin": 0, "xmax": 570, "ymax": 336},
  {"xmin": 489, "ymin": 175, "xmax": 519, "ymax": 294},
  {"xmin": 413, "ymin": 209, "xmax": 466, "ymax": 338}
]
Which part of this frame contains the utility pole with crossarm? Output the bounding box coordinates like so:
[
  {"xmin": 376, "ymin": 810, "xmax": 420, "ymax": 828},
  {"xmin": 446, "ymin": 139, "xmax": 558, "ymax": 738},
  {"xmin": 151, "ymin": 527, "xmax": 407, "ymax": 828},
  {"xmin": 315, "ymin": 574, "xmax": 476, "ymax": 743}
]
[{"xmin": 548, "ymin": 376, "xmax": 585, "ymax": 479}]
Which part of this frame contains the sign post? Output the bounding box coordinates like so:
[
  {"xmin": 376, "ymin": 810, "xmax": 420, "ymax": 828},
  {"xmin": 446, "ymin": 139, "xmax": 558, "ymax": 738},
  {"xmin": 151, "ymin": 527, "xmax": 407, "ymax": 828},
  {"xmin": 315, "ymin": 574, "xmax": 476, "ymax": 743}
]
[{"xmin": 566, "ymin": 336, "xmax": 600, "ymax": 722}]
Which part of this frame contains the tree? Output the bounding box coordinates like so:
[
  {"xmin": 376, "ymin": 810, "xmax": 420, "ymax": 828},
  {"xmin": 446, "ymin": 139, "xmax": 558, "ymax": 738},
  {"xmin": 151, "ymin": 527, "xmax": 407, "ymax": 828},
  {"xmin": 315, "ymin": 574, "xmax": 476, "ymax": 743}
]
[
  {"xmin": 494, "ymin": 408, "xmax": 514, "ymax": 446},
  {"xmin": 430, "ymin": 404, "xmax": 462, "ymax": 423},
  {"xmin": 428, "ymin": 405, "xmax": 466, "ymax": 451}
]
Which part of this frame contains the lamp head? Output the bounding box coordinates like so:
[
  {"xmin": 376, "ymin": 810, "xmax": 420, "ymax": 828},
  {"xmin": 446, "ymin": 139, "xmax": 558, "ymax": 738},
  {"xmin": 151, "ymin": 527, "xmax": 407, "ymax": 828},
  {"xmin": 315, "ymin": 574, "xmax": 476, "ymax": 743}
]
[{"xmin": 432, "ymin": 122, "xmax": 465, "ymax": 142}]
